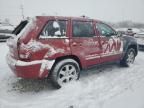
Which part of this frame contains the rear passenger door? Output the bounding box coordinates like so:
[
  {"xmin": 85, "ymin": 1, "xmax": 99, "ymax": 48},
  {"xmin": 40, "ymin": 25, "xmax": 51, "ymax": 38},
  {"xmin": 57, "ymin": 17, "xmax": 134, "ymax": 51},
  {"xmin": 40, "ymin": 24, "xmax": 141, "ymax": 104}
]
[
  {"xmin": 38, "ymin": 19, "xmax": 71, "ymax": 59},
  {"xmin": 96, "ymin": 22, "xmax": 123, "ymax": 63},
  {"xmin": 70, "ymin": 20, "xmax": 101, "ymax": 67}
]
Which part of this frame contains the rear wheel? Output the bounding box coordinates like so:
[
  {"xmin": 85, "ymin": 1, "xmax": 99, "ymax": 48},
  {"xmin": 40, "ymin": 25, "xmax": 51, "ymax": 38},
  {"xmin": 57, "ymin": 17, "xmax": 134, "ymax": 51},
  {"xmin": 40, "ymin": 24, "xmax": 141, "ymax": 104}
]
[
  {"xmin": 51, "ymin": 59, "xmax": 80, "ymax": 89},
  {"xmin": 120, "ymin": 48, "xmax": 136, "ymax": 67}
]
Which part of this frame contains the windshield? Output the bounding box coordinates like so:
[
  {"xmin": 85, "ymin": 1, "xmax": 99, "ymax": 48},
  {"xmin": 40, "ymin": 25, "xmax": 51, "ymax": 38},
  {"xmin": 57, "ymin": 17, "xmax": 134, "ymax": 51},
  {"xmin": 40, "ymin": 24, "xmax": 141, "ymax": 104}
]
[{"xmin": 12, "ymin": 20, "xmax": 28, "ymax": 35}]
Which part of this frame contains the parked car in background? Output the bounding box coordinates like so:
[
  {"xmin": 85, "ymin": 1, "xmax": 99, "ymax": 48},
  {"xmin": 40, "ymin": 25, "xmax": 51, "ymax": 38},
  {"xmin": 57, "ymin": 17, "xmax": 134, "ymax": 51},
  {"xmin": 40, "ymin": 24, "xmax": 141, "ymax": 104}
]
[
  {"xmin": 0, "ymin": 23, "xmax": 14, "ymax": 42},
  {"xmin": 116, "ymin": 30, "xmax": 125, "ymax": 36},
  {"xmin": 135, "ymin": 32, "xmax": 144, "ymax": 50},
  {"xmin": 125, "ymin": 28, "xmax": 136, "ymax": 36},
  {"xmin": 6, "ymin": 16, "xmax": 138, "ymax": 88},
  {"xmin": 0, "ymin": 33, "xmax": 14, "ymax": 42}
]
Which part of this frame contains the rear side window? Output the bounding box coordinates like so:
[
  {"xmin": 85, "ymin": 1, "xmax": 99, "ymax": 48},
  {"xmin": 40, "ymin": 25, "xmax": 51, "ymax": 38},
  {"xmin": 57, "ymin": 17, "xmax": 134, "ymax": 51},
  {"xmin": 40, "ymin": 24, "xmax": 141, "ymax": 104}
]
[
  {"xmin": 40, "ymin": 20, "xmax": 67, "ymax": 38},
  {"xmin": 72, "ymin": 21, "xmax": 95, "ymax": 37}
]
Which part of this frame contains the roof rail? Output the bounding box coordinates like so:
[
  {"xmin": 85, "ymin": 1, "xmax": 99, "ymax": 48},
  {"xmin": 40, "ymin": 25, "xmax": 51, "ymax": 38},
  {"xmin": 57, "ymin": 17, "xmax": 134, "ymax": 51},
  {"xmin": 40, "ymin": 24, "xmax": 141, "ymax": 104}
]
[{"xmin": 80, "ymin": 15, "xmax": 89, "ymax": 19}]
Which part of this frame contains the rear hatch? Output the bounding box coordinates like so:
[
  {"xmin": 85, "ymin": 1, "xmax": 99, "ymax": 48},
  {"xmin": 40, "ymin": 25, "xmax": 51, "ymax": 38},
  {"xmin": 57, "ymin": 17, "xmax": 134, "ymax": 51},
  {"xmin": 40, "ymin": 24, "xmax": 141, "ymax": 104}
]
[{"xmin": 7, "ymin": 19, "xmax": 31, "ymax": 59}]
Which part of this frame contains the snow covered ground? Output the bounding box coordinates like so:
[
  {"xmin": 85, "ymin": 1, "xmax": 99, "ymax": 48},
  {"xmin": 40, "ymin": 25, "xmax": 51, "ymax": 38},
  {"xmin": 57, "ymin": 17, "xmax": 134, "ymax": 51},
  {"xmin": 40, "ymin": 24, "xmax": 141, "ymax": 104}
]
[{"xmin": 0, "ymin": 42, "xmax": 144, "ymax": 108}]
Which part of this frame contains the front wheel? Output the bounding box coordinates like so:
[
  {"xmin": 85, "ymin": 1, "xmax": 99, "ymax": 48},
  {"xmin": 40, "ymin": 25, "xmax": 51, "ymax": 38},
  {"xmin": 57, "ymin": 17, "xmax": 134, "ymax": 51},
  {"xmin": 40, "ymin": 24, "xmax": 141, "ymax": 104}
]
[
  {"xmin": 120, "ymin": 48, "xmax": 136, "ymax": 67},
  {"xmin": 51, "ymin": 59, "xmax": 80, "ymax": 89}
]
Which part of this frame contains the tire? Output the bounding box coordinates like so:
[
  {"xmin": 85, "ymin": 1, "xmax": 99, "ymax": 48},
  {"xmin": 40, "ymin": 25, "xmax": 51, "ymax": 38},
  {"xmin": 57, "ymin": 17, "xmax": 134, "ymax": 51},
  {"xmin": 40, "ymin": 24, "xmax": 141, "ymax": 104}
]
[
  {"xmin": 51, "ymin": 59, "xmax": 80, "ymax": 89},
  {"xmin": 120, "ymin": 48, "xmax": 136, "ymax": 67}
]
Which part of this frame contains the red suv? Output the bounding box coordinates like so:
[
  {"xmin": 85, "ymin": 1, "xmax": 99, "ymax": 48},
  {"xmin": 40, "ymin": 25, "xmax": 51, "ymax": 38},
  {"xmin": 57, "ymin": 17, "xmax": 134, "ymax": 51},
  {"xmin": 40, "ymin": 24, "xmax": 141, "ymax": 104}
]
[{"xmin": 7, "ymin": 16, "xmax": 138, "ymax": 88}]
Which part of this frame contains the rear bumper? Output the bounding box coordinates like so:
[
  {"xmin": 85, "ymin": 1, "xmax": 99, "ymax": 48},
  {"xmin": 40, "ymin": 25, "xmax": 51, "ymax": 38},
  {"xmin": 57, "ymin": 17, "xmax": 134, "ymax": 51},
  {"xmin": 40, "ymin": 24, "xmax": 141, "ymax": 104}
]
[{"xmin": 6, "ymin": 54, "xmax": 55, "ymax": 79}]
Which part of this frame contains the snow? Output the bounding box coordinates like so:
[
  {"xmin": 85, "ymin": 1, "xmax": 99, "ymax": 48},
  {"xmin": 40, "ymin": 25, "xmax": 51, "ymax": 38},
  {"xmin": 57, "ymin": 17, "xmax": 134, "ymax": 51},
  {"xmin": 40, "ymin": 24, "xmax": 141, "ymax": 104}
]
[
  {"xmin": 39, "ymin": 59, "xmax": 55, "ymax": 77},
  {"xmin": 103, "ymin": 82, "xmax": 144, "ymax": 108},
  {"xmin": 0, "ymin": 24, "xmax": 14, "ymax": 31},
  {"xmin": 1, "ymin": 42, "xmax": 144, "ymax": 108},
  {"xmin": 39, "ymin": 35, "xmax": 67, "ymax": 39},
  {"xmin": 53, "ymin": 21, "xmax": 60, "ymax": 28},
  {"xmin": 20, "ymin": 39, "xmax": 48, "ymax": 52}
]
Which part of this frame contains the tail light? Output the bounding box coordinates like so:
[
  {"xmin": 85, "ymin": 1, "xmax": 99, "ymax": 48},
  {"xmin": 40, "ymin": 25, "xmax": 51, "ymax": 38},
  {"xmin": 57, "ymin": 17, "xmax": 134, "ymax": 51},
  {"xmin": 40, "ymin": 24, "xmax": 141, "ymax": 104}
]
[{"xmin": 17, "ymin": 39, "xmax": 31, "ymax": 60}]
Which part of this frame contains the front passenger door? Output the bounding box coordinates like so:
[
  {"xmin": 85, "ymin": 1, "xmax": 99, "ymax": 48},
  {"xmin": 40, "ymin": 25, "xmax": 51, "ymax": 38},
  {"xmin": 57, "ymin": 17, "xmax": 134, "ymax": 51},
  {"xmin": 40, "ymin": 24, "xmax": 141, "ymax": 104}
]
[{"xmin": 96, "ymin": 22, "xmax": 123, "ymax": 63}]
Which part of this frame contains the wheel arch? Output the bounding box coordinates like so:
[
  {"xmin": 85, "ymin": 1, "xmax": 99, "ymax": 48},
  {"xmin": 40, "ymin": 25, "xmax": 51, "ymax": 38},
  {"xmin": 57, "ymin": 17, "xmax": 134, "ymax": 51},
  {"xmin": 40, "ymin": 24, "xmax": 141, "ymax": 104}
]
[
  {"xmin": 51, "ymin": 55, "xmax": 83, "ymax": 72},
  {"xmin": 127, "ymin": 44, "xmax": 138, "ymax": 56},
  {"xmin": 122, "ymin": 36, "xmax": 138, "ymax": 57}
]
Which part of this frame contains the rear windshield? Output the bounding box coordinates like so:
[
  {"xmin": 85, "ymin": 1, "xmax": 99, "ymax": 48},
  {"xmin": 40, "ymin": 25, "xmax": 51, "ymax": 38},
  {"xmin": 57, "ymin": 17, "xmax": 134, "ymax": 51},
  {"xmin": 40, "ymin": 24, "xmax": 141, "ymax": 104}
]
[{"xmin": 12, "ymin": 20, "xmax": 28, "ymax": 35}]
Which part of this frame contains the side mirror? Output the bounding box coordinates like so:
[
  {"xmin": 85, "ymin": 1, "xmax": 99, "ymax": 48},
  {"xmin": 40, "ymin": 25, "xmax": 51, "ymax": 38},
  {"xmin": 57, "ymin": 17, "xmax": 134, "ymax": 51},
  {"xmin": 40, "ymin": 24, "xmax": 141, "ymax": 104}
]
[{"xmin": 116, "ymin": 31, "xmax": 123, "ymax": 37}]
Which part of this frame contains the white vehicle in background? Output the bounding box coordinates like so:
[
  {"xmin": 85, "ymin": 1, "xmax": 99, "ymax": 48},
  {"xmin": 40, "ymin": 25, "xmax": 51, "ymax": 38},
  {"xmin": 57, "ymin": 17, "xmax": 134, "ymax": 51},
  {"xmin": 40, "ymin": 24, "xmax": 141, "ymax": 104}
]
[
  {"xmin": 0, "ymin": 23, "xmax": 15, "ymax": 42},
  {"xmin": 135, "ymin": 32, "xmax": 144, "ymax": 50}
]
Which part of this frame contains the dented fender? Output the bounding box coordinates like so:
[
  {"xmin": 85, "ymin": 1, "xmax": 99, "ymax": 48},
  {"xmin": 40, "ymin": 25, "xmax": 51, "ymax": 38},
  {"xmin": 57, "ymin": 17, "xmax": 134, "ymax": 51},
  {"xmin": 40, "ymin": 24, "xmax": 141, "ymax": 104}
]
[{"xmin": 121, "ymin": 35, "xmax": 138, "ymax": 58}]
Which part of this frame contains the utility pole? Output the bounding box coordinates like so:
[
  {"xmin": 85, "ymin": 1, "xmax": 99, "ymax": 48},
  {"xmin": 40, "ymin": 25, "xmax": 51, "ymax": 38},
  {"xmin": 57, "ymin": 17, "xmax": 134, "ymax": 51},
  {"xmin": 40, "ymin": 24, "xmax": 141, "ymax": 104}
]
[{"xmin": 20, "ymin": 4, "xmax": 24, "ymax": 20}]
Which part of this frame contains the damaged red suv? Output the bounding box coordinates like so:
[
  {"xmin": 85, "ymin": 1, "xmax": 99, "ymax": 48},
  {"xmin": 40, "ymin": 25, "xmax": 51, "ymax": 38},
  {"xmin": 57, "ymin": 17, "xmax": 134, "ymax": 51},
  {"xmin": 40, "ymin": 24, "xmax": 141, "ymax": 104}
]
[{"xmin": 7, "ymin": 16, "xmax": 138, "ymax": 88}]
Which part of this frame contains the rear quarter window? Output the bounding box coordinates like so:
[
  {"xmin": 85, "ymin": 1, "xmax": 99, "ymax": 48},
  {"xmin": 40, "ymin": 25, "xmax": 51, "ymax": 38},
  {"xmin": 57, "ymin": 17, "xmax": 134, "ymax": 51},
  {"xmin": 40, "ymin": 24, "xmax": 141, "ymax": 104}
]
[
  {"xmin": 40, "ymin": 20, "xmax": 67, "ymax": 38},
  {"xmin": 12, "ymin": 20, "xmax": 28, "ymax": 35}
]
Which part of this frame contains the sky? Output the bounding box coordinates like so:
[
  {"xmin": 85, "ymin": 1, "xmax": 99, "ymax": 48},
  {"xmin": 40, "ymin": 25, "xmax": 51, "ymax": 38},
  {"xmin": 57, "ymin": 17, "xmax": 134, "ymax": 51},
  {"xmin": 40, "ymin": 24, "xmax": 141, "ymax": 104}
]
[{"xmin": 0, "ymin": 0, "xmax": 144, "ymax": 25}]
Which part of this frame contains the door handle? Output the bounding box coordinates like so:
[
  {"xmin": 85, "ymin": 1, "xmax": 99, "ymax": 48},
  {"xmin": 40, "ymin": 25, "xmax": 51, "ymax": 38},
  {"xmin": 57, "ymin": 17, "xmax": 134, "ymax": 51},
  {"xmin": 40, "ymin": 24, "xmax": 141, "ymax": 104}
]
[
  {"xmin": 72, "ymin": 42, "xmax": 82, "ymax": 46},
  {"xmin": 72, "ymin": 42, "xmax": 77, "ymax": 46}
]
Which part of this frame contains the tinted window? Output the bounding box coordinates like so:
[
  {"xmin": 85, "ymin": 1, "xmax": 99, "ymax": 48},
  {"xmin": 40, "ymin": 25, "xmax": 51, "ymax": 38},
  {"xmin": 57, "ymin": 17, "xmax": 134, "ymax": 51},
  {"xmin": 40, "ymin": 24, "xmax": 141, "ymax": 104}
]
[
  {"xmin": 72, "ymin": 21, "xmax": 95, "ymax": 37},
  {"xmin": 12, "ymin": 20, "xmax": 28, "ymax": 35},
  {"xmin": 41, "ymin": 20, "xmax": 67, "ymax": 38},
  {"xmin": 96, "ymin": 23, "xmax": 116, "ymax": 37}
]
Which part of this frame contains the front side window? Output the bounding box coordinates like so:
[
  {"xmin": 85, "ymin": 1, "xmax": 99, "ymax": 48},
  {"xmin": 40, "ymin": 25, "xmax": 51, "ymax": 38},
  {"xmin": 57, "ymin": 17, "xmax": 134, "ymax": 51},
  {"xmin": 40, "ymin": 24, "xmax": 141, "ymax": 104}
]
[
  {"xmin": 40, "ymin": 20, "xmax": 67, "ymax": 38},
  {"xmin": 96, "ymin": 23, "xmax": 116, "ymax": 37},
  {"xmin": 72, "ymin": 21, "xmax": 95, "ymax": 37}
]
